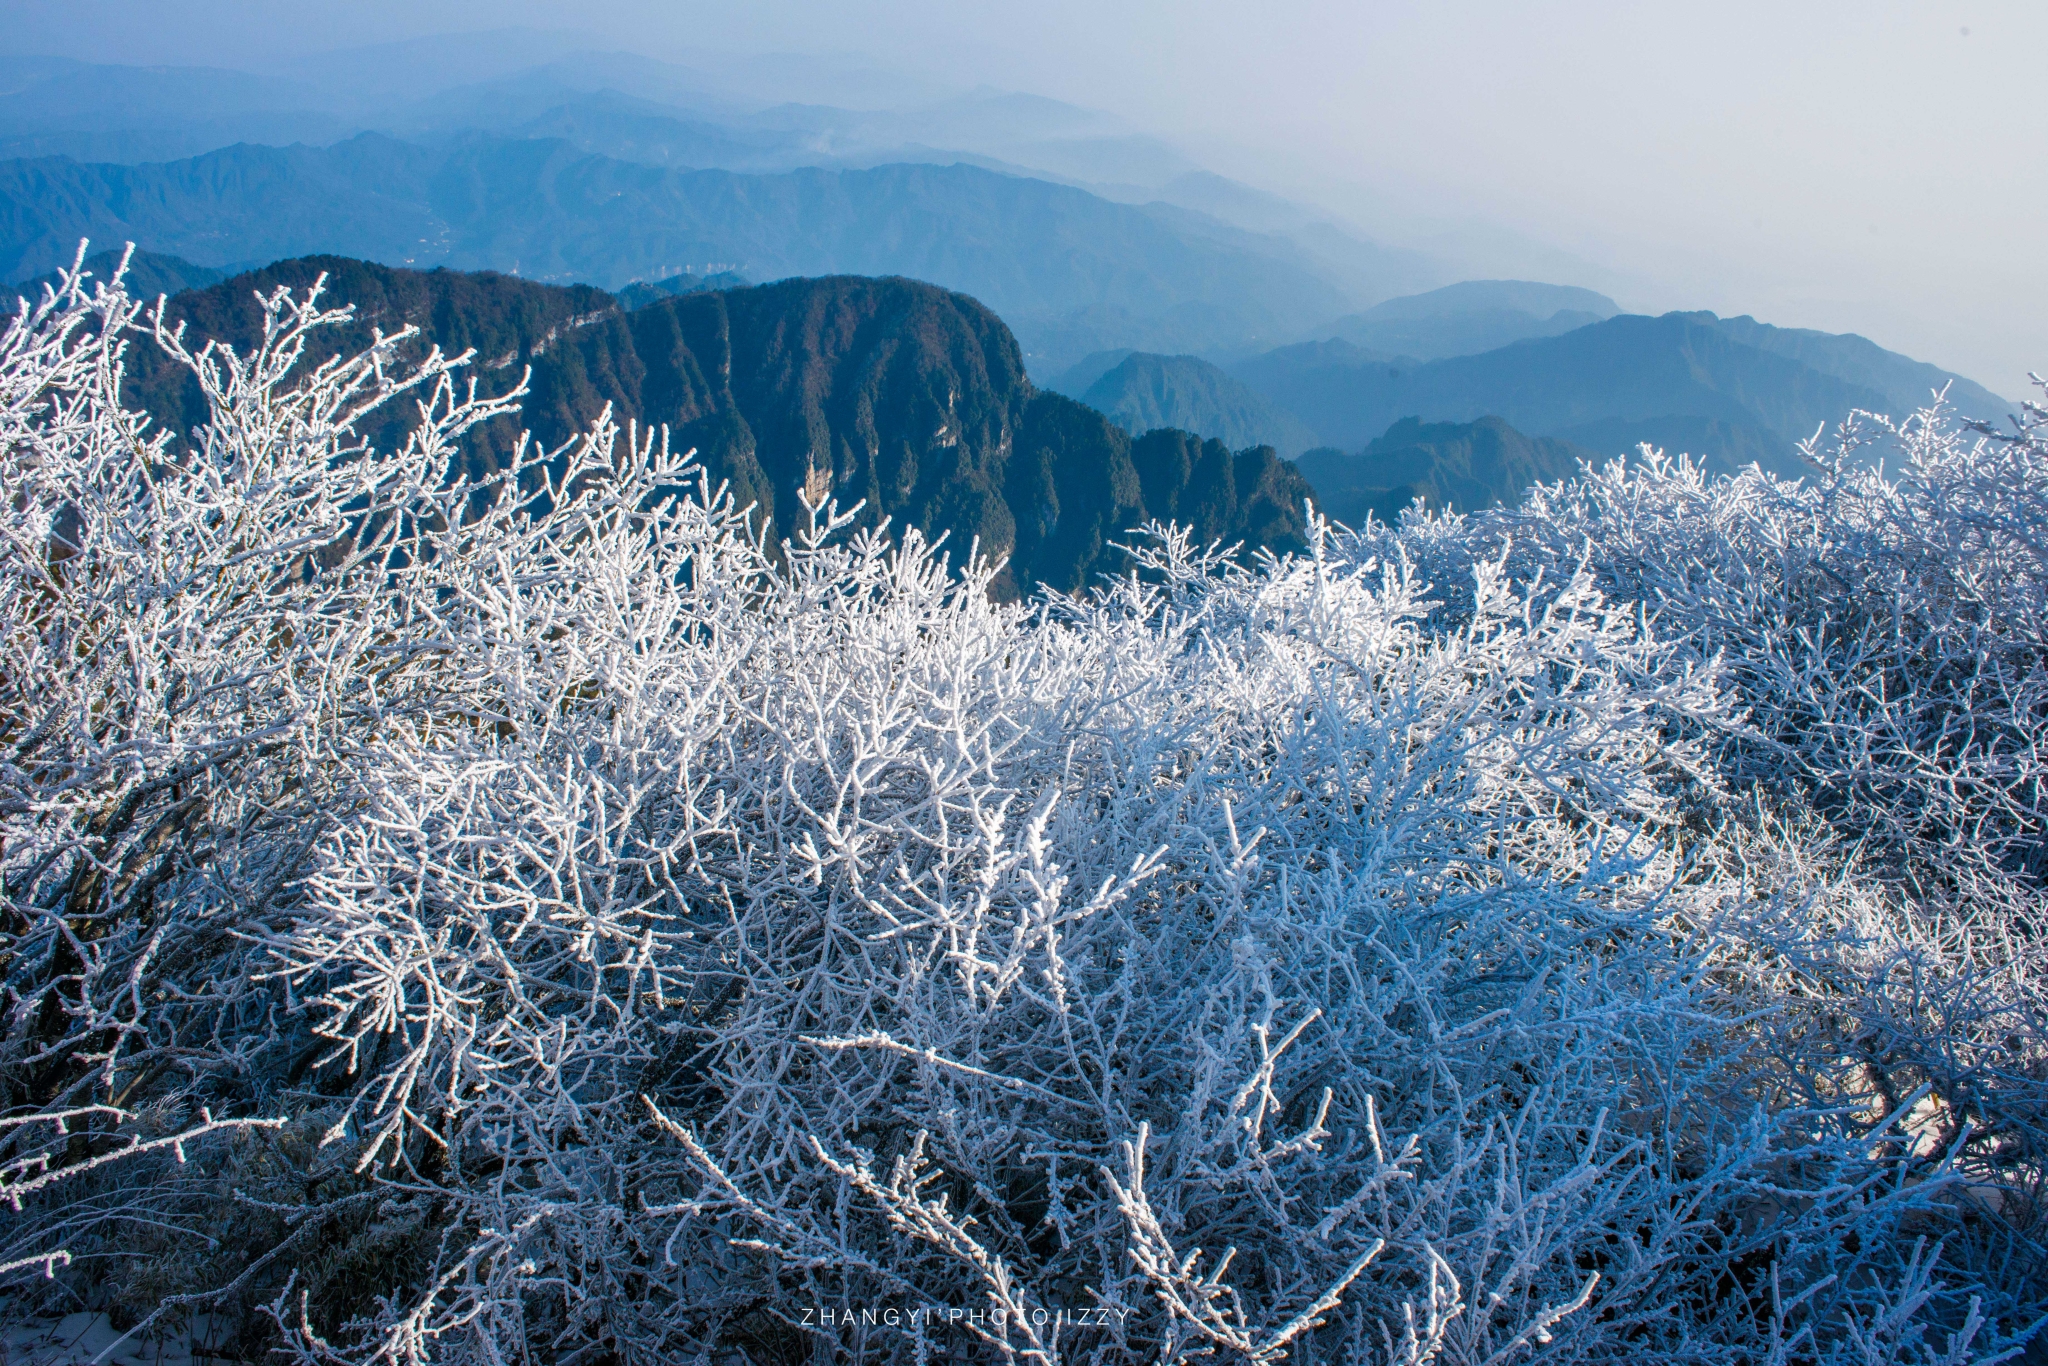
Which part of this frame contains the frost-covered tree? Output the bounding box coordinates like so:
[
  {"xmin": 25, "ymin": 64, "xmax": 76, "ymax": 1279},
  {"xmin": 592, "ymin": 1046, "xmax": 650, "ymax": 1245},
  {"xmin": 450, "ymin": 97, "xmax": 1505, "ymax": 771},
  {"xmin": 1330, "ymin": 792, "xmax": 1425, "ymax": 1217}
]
[
  {"xmin": 1348, "ymin": 395, "xmax": 2048, "ymax": 1261},
  {"xmin": 0, "ymin": 249, "xmax": 2042, "ymax": 1365}
]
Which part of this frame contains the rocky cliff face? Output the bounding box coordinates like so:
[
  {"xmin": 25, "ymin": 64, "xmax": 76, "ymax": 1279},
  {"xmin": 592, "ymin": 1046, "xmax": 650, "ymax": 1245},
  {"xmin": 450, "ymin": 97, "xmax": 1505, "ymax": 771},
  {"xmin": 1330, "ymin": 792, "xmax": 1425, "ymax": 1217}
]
[{"xmin": 125, "ymin": 257, "xmax": 1312, "ymax": 597}]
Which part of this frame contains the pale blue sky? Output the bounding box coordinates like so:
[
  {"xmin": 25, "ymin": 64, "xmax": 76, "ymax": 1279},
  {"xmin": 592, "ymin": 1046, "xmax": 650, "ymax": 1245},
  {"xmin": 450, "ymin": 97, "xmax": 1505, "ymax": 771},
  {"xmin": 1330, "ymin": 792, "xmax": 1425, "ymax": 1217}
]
[{"xmin": 7, "ymin": 0, "xmax": 2042, "ymax": 396}]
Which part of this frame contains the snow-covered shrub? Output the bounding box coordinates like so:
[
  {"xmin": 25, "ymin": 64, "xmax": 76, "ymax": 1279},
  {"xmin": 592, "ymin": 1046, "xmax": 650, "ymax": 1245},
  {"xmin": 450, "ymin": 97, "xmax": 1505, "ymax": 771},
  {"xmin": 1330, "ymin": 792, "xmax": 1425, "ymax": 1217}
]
[
  {"xmin": 0, "ymin": 253, "xmax": 2042, "ymax": 1364},
  {"xmin": 1338, "ymin": 398, "xmax": 2048, "ymax": 1311},
  {"xmin": 1398, "ymin": 398, "xmax": 2048, "ymax": 891},
  {"xmin": 0, "ymin": 247, "xmax": 535, "ymax": 1334}
]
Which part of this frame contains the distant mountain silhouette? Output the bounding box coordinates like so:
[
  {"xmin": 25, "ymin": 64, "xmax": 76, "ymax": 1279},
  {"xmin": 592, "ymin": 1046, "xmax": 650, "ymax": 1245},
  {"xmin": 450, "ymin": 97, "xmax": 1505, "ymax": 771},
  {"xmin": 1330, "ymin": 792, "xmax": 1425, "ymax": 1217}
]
[
  {"xmin": 1294, "ymin": 416, "xmax": 1596, "ymax": 527},
  {"xmin": 0, "ymin": 54, "xmax": 355, "ymax": 162},
  {"xmin": 122, "ymin": 258, "xmax": 1313, "ymax": 598},
  {"xmin": 0, "ymin": 134, "xmax": 1359, "ymax": 374},
  {"xmin": 0, "ymin": 50, "xmax": 1454, "ymax": 331},
  {"xmin": 1543, "ymin": 415, "xmax": 1790, "ymax": 473},
  {"xmin": 1045, "ymin": 349, "xmax": 1137, "ymax": 397},
  {"xmin": 1324, "ymin": 279, "xmax": 1620, "ymax": 361},
  {"xmin": 1228, "ymin": 312, "xmax": 2007, "ymax": 475},
  {"xmin": 1332, "ymin": 308, "xmax": 1608, "ymax": 362},
  {"xmin": 469, "ymin": 91, "xmax": 800, "ymax": 171},
  {"xmin": 1235, "ymin": 336, "xmax": 1405, "ymax": 383},
  {"xmin": 613, "ymin": 268, "xmax": 751, "ymax": 310},
  {"xmin": 1079, "ymin": 352, "xmax": 1320, "ymax": 456},
  {"xmin": 1676, "ymin": 311, "xmax": 2009, "ymax": 420},
  {"xmin": 1356, "ymin": 280, "xmax": 1621, "ymax": 321},
  {"xmin": 9, "ymin": 247, "xmax": 230, "ymax": 303}
]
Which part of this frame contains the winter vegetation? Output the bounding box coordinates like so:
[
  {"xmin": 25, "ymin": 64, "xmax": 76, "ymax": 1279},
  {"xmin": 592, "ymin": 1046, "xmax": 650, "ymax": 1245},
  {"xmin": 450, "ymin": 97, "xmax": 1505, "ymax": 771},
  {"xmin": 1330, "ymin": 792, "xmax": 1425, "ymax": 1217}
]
[{"xmin": 1, "ymin": 249, "xmax": 2044, "ymax": 1364}]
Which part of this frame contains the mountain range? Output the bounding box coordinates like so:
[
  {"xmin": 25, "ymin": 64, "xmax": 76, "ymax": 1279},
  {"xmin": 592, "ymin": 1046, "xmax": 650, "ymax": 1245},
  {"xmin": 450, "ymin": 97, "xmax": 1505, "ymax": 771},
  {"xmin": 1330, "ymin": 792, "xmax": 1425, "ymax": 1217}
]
[
  {"xmin": 1323, "ymin": 279, "xmax": 1620, "ymax": 360},
  {"xmin": 0, "ymin": 134, "xmax": 1377, "ymax": 374},
  {"xmin": 1226, "ymin": 304, "xmax": 2010, "ymax": 474},
  {"xmin": 20, "ymin": 242, "xmax": 2012, "ymax": 485},
  {"xmin": 114, "ymin": 256, "xmax": 1313, "ymax": 599},
  {"xmin": 1033, "ymin": 279, "xmax": 2009, "ymax": 472},
  {"xmin": 0, "ymin": 44, "xmax": 2018, "ymax": 499},
  {"xmin": 0, "ymin": 44, "xmax": 1460, "ymax": 377}
]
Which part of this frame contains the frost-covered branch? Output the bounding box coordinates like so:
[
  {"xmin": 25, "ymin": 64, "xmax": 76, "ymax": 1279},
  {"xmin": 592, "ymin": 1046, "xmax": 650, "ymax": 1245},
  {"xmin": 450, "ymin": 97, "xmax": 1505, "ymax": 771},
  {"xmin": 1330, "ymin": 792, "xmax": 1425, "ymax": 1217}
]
[{"xmin": 0, "ymin": 247, "xmax": 2040, "ymax": 1365}]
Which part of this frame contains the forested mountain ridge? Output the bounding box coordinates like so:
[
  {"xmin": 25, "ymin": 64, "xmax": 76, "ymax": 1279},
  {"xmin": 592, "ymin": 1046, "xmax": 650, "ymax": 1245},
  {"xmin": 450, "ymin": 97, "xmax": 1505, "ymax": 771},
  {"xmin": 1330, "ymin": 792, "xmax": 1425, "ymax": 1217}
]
[{"xmin": 120, "ymin": 256, "xmax": 1313, "ymax": 598}]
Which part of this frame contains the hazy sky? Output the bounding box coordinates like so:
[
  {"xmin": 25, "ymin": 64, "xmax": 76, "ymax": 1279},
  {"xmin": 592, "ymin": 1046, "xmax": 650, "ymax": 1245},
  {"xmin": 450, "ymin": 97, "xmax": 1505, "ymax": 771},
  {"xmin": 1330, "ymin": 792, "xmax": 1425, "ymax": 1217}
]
[{"xmin": 9, "ymin": 0, "xmax": 2043, "ymax": 396}]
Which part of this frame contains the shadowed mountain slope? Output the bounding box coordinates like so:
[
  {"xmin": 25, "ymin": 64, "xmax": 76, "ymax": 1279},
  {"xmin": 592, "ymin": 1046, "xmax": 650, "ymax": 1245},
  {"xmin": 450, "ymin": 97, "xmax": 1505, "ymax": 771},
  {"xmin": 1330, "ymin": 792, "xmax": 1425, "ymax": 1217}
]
[{"xmin": 122, "ymin": 257, "xmax": 1313, "ymax": 598}]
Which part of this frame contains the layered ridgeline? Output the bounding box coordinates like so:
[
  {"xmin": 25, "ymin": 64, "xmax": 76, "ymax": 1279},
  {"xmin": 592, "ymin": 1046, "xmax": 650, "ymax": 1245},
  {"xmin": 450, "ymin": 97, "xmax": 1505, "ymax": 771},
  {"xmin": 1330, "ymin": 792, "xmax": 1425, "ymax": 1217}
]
[
  {"xmin": 1323, "ymin": 279, "xmax": 1620, "ymax": 360},
  {"xmin": 10, "ymin": 246, "xmax": 743, "ymax": 317},
  {"xmin": 1069, "ymin": 352, "xmax": 1320, "ymax": 457},
  {"xmin": 1039, "ymin": 281, "xmax": 2009, "ymax": 478},
  {"xmin": 9, "ymin": 246, "xmax": 231, "ymax": 302},
  {"xmin": 1295, "ymin": 416, "xmax": 1596, "ymax": 526},
  {"xmin": 1234, "ymin": 310, "xmax": 2012, "ymax": 475},
  {"xmin": 0, "ymin": 49, "xmax": 1447, "ymax": 328},
  {"xmin": 0, "ymin": 135, "xmax": 1360, "ymax": 374},
  {"xmin": 120, "ymin": 256, "xmax": 1312, "ymax": 598}
]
